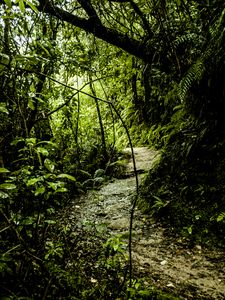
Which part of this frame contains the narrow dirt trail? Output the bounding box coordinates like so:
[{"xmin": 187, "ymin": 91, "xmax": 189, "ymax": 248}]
[{"xmin": 64, "ymin": 147, "xmax": 225, "ymax": 299}]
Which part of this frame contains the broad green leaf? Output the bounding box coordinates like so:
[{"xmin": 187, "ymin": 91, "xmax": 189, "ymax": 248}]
[
  {"xmin": 44, "ymin": 219, "xmax": 56, "ymax": 224},
  {"xmin": 138, "ymin": 290, "xmax": 151, "ymax": 296},
  {"xmin": 44, "ymin": 173, "xmax": 56, "ymax": 180},
  {"xmin": 10, "ymin": 138, "xmax": 24, "ymax": 146},
  {"xmin": 0, "ymin": 103, "xmax": 9, "ymax": 114},
  {"xmin": 0, "ymin": 168, "xmax": 10, "ymax": 173},
  {"xmin": 44, "ymin": 159, "xmax": 55, "ymax": 173},
  {"xmin": 187, "ymin": 226, "xmax": 192, "ymax": 234},
  {"xmin": 3, "ymin": 0, "xmax": 12, "ymax": 8},
  {"xmin": 27, "ymin": 177, "xmax": 42, "ymax": 186},
  {"xmin": 47, "ymin": 207, "xmax": 55, "ymax": 214},
  {"xmin": 13, "ymin": 54, "xmax": 27, "ymax": 61},
  {"xmin": 35, "ymin": 97, "xmax": 45, "ymax": 103},
  {"xmin": 217, "ymin": 213, "xmax": 225, "ymax": 222},
  {"xmin": 1, "ymin": 14, "xmax": 16, "ymax": 20},
  {"xmin": 113, "ymin": 244, "xmax": 119, "ymax": 251},
  {"xmin": 29, "ymin": 83, "xmax": 36, "ymax": 92},
  {"xmin": 37, "ymin": 141, "xmax": 59, "ymax": 148},
  {"xmin": 36, "ymin": 147, "xmax": 49, "ymax": 156},
  {"xmin": 25, "ymin": 0, "xmax": 39, "ymax": 13},
  {"xmin": 19, "ymin": 0, "xmax": 25, "ymax": 13},
  {"xmin": 47, "ymin": 181, "xmax": 58, "ymax": 190},
  {"xmin": 21, "ymin": 216, "xmax": 35, "ymax": 225},
  {"xmin": 0, "ymin": 183, "xmax": 16, "ymax": 190},
  {"xmin": 34, "ymin": 186, "xmax": 45, "ymax": 196},
  {"xmin": 0, "ymin": 53, "xmax": 9, "ymax": 59},
  {"xmin": 55, "ymin": 187, "xmax": 68, "ymax": 193},
  {"xmin": 57, "ymin": 173, "xmax": 76, "ymax": 181},
  {"xmin": 25, "ymin": 137, "xmax": 36, "ymax": 145},
  {"xmin": 28, "ymin": 98, "xmax": 35, "ymax": 110},
  {"xmin": 0, "ymin": 190, "xmax": 9, "ymax": 198}
]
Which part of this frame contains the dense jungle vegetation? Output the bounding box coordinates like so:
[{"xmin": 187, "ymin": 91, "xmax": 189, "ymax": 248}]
[{"xmin": 1, "ymin": 0, "xmax": 225, "ymax": 299}]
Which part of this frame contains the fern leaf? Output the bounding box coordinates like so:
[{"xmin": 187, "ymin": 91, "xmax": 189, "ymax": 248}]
[{"xmin": 178, "ymin": 60, "xmax": 204, "ymax": 101}]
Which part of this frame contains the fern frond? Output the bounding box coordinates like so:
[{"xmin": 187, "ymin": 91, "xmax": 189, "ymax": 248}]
[
  {"xmin": 173, "ymin": 33, "xmax": 199, "ymax": 48},
  {"xmin": 178, "ymin": 8, "xmax": 225, "ymax": 101},
  {"xmin": 209, "ymin": 8, "xmax": 225, "ymax": 39},
  {"xmin": 178, "ymin": 59, "xmax": 204, "ymax": 101}
]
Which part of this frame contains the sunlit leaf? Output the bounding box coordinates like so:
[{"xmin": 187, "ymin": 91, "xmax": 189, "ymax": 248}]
[
  {"xmin": 187, "ymin": 226, "xmax": 192, "ymax": 234},
  {"xmin": 217, "ymin": 212, "xmax": 225, "ymax": 222},
  {"xmin": 55, "ymin": 187, "xmax": 68, "ymax": 193},
  {"xmin": 0, "ymin": 53, "xmax": 9, "ymax": 59},
  {"xmin": 44, "ymin": 159, "xmax": 55, "ymax": 173},
  {"xmin": 36, "ymin": 147, "xmax": 49, "ymax": 156},
  {"xmin": 35, "ymin": 97, "xmax": 45, "ymax": 103},
  {"xmin": 47, "ymin": 181, "xmax": 58, "ymax": 190},
  {"xmin": 37, "ymin": 141, "xmax": 59, "ymax": 148},
  {"xmin": 57, "ymin": 173, "xmax": 76, "ymax": 181},
  {"xmin": 44, "ymin": 219, "xmax": 56, "ymax": 224},
  {"xmin": 0, "ymin": 103, "xmax": 9, "ymax": 114},
  {"xmin": 27, "ymin": 177, "xmax": 42, "ymax": 186},
  {"xmin": 0, "ymin": 183, "xmax": 16, "ymax": 190},
  {"xmin": 25, "ymin": 138, "xmax": 36, "ymax": 145},
  {"xmin": 19, "ymin": 0, "xmax": 25, "ymax": 13},
  {"xmin": 25, "ymin": 0, "xmax": 39, "ymax": 13},
  {"xmin": 3, "ymin": 0, "xmax": 12, "ymax": 8},
  {"xmin": 28, "ymin": 98, "xmax": 35, "ymax": 110},
  {"xmin": 44, "ymin": 173, "xmax": 56, "ymax": 180},
  {"xmin": 10, "ymin": 138, "xmax": 24, "ymax": 146},
  {"xmin": 0, "ymin": 190, "xmax": 9, "ymax": 198},
  {"xmin": 0, "ymin": 168, "xmax": 10, "ymax": 173},
  {"xmin": 34, "ymin": 186, "xmax": 45, "ymax": 196}
]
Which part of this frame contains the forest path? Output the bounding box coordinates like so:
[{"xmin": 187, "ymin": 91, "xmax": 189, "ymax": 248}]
[{"xmin": 63, "ymin": 147, "xmax": 225, "ymax": 299}]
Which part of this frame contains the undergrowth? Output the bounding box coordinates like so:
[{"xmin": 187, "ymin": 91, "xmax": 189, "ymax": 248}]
[
  {"xmin": 0, "ymin": 137, "xmax": 180, "ymax": 299},
  {"xmin": 139, "ymin": 117, "xmax": 225, "ymax": 247}
]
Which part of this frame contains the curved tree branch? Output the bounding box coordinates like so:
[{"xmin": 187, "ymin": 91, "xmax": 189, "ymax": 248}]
[
  {"xmin": 36, "ymin": 0, "xmax": 150, "ymax": 61},
  {"xmin": 128, "ymin": 0, "xmax": 152, "ymax": 37},
  {"xmin": 0, "ymin": 0, "xmax": 152, "ymax": 61},
  {"xmin": 77, "ymin": 0, "xmax": 101, "ymax": 23}
]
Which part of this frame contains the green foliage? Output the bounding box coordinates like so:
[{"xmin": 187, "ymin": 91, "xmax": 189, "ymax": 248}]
[
  {"xmin": 126, "ymin": 278, "xmax": 180, "ymax": 300},
  {"xmin": 1, "ymin": 0, "xmax": 225, "ymax": 297},
  {"xmin": 178, "ymin": 59, "xmax": 204, "ymax": 101},
  {"xmin": 140, "ymin": 115, "xmax": 225, "ymax": 246},
  {"xmin": 216, "ymin": 212, "xmax": 225, "ymax": 223},
  {"xmin": 178, "ymin": 7, "xmax": 225, "ymax": 102},
  {"xmin": 0, "ymin": 137, "xmax": 81, "ymax": 298}
]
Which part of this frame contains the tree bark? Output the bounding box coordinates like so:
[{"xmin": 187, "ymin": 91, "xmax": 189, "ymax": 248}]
[{"xmin": 37, "ymin": 0, "xmax": 150, "ymax": 62}]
